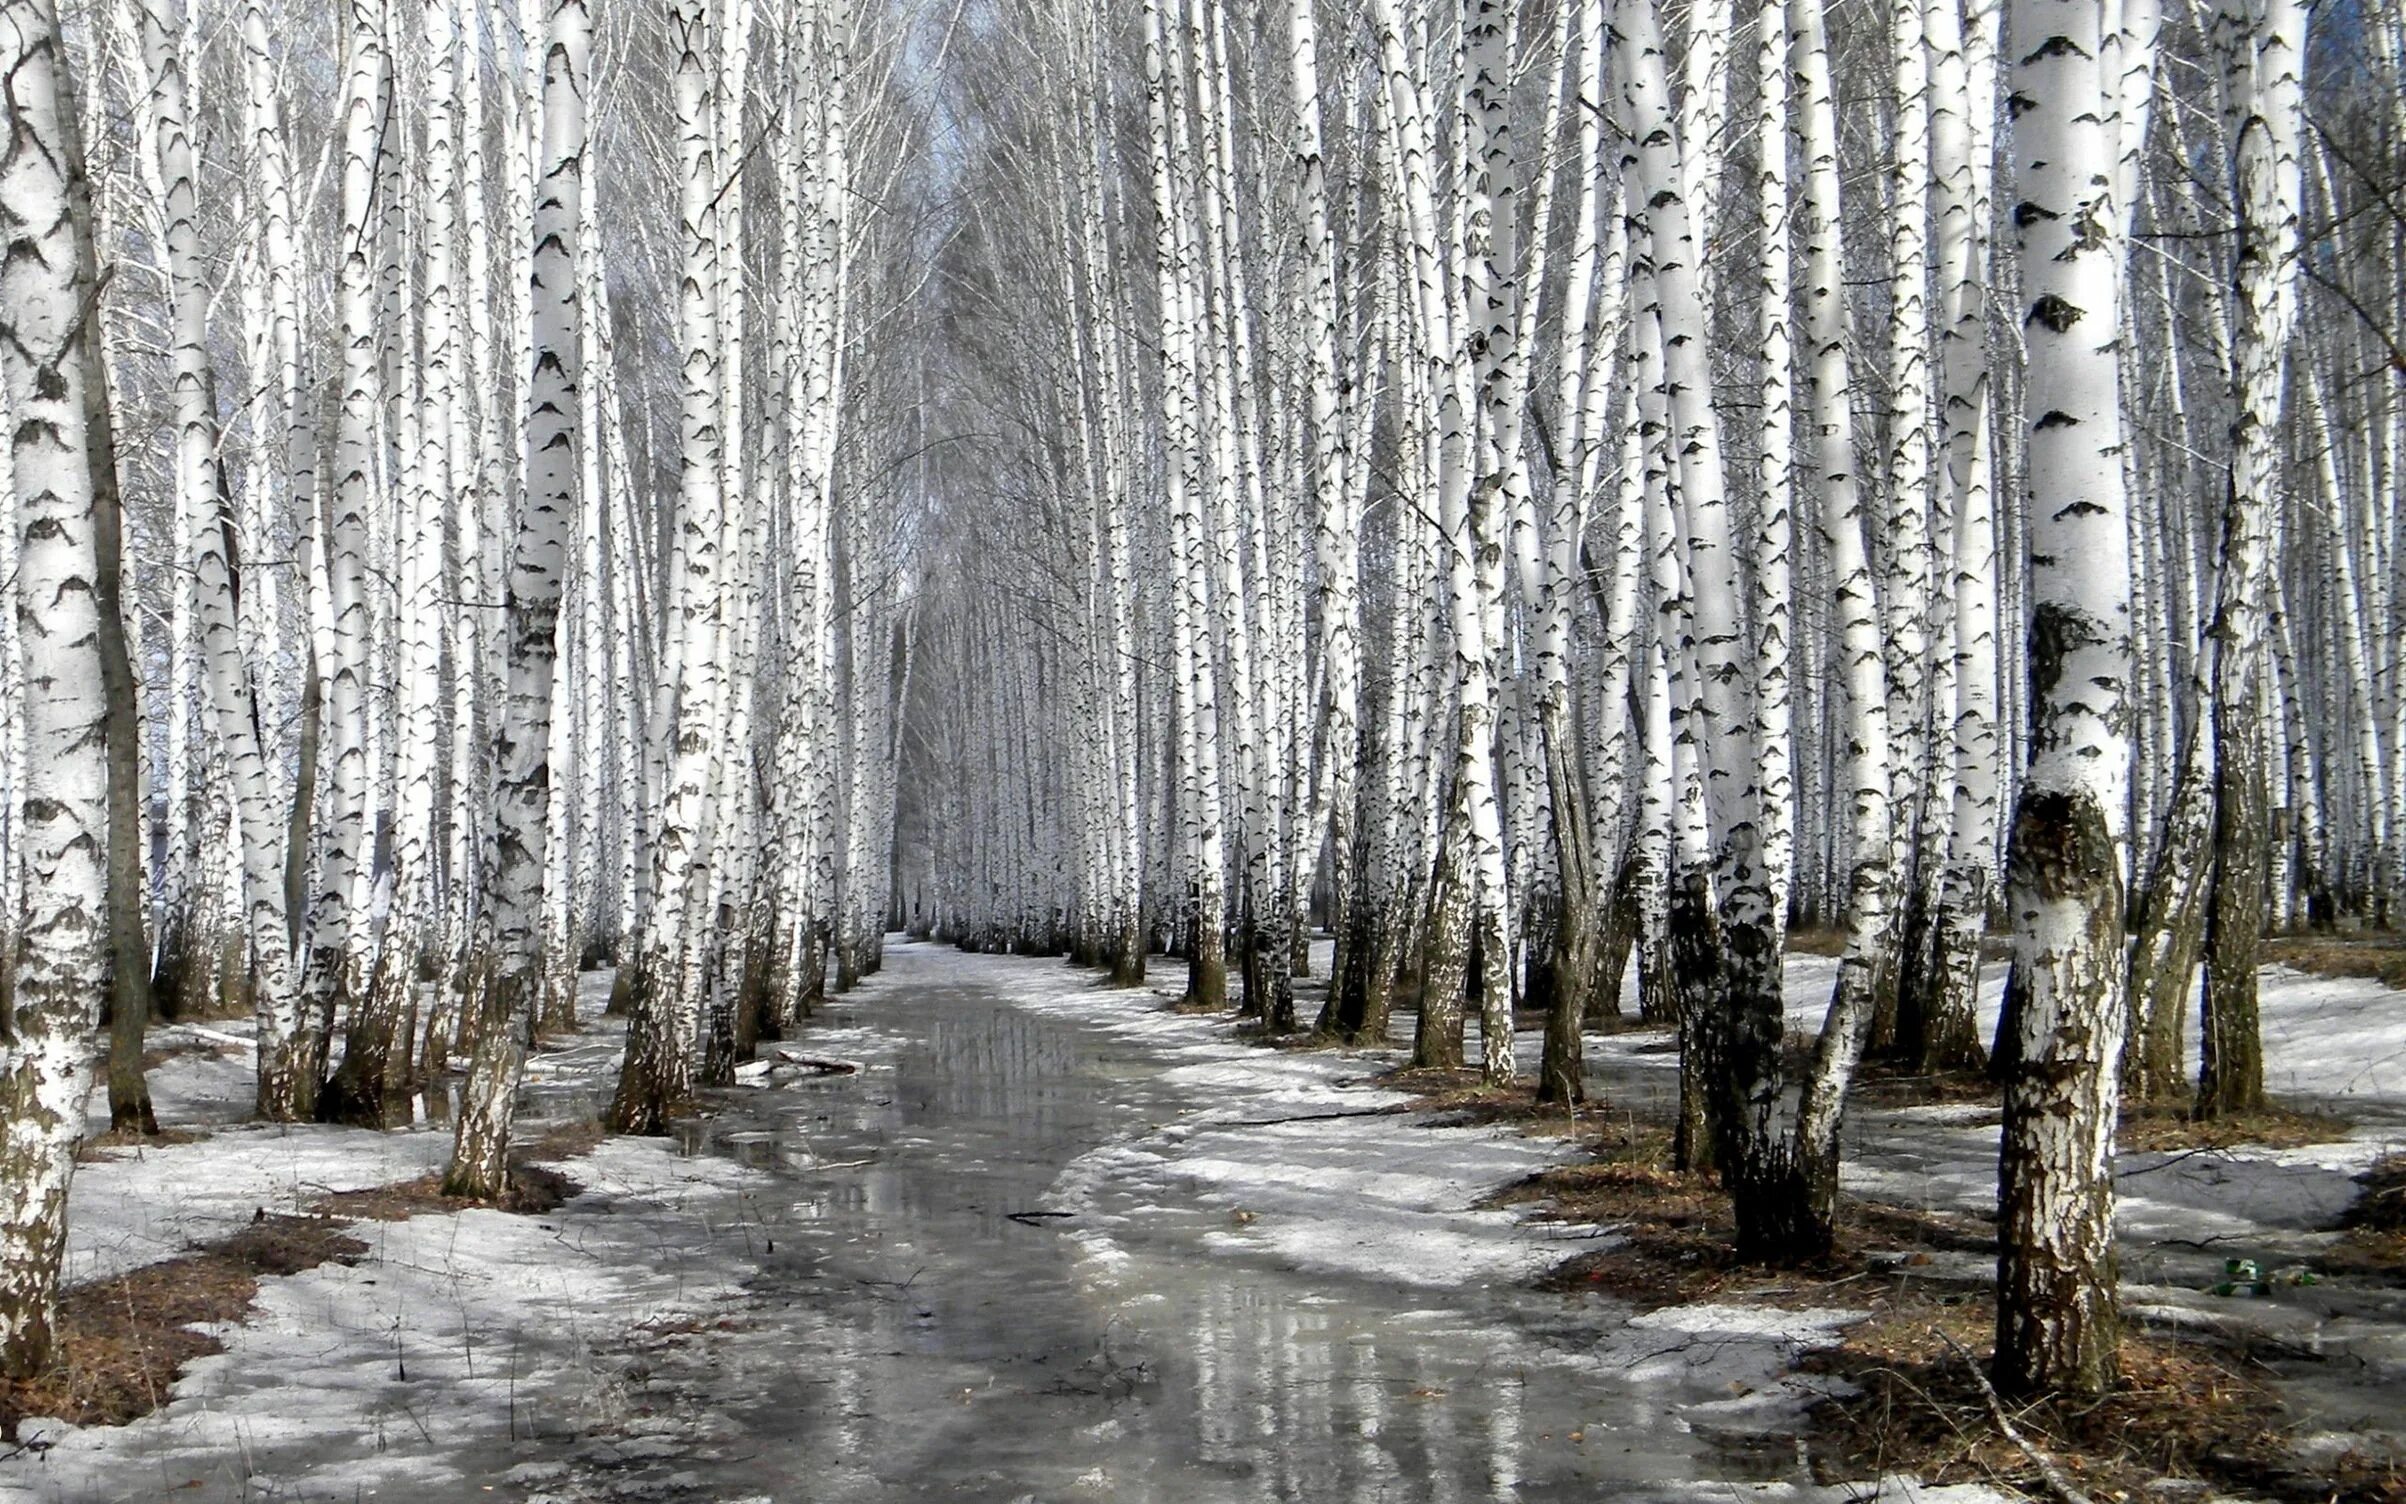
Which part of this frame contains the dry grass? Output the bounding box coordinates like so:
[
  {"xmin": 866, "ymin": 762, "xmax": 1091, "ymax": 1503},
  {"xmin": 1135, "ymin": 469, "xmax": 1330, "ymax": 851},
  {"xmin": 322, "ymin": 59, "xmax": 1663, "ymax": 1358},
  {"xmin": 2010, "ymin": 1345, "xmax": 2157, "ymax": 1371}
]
[
  {"xmin": 6, "ymin": 1114, "xmax": 612, "ymax": 1449},
  {"xmin": 1805, "ymin": 1294, "xmax": 2402, "ymax": 1503},
  {"xmin": 73, "ymin": 1127, "xmax": 211, "ymax": 1163},
  {"xmin": 1381, "ymin": 1070, "xmax": 1652, "ymax": 1141},
  {"xmin": 2324, "ymin": 1228, "xmax": 2406, "ymax": 1282},
  {"xmin": 516, "ymin": 1115, "xmax": 608, "ymax": 1164},
  {"xmin": 2262, "ymin": 934, "xmax": 2406, "ymax": 991},
  {"xmin": 1508, "ymin": 1157, "xmax": 1995, "ymax": 1311},
  {"xmin": 1476, "ymin": 1096, "xmax": 2400, "ymax": 1499},
  {"xmin": 310, "ymin": 1163, "xmax": 580, "ymax": 1221},
  {"xmin": 1820, "ymin": 1074, "xmax": 2350, "ymax": 1152},
  {"xmin": 1581, "ymin": 1008, "xmax": 1671, "ymax": 1035},
  {"xmin": 2117, "ymin": 1100, "xmax": 2353, "ymax": 1153},
  {"xmin": 1848, "ymin": 1063, "xmax": 2002, "ymax": 1112},
  {"xmin": 1785, "ymin": 929, "xmax": 2012, "ymax": 962},
  {"xmin": 2319, "ymin": 1154, "xmax": 2406, "ymax": 1282},
  {"xmin": 1285, "ymin": 1029, "xmax": 1356, "ymax": 1051},
  {"xmin": 1254, "ymin": 1028, "xmax": 1358, "ymax": 1053},
  {"xmin": 1373, "ymin": 1062, "xmax": 1483, "ymax": 1093},
  {"xmin": 310, "ymin": 1114, "xmax": 602, "ymax": 1221},
  {"xmin": 1411, "ymin": 1014, "xmax": 2402, "ymax": 1499},
  {"xmin": 1469, "ymin": 1098, "xmax": 1992, "ymax": 1310},
  {"xmin": 2349, "ymin": 1154, "xmax": 2406, "ymax": 1232},
  {"xmin": 0, "ymin": 1216, "xmax": 368, "ymax": 1443},
  {"xmin": 137, "ymin": 1036, "xmax": 231, "ymax": 1073},
  {"xmin": 1785, "ymin": 927, "xmax": 1850, "ymax": 957}
]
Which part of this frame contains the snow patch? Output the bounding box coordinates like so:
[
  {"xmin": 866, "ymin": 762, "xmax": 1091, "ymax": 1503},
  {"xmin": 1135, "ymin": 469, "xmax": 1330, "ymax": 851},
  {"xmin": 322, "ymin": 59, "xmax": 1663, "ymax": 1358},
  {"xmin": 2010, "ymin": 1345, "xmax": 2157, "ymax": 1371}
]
[{"xmin": 4, "ymin": 1135, "xmax": 770, "ymax": 1504}]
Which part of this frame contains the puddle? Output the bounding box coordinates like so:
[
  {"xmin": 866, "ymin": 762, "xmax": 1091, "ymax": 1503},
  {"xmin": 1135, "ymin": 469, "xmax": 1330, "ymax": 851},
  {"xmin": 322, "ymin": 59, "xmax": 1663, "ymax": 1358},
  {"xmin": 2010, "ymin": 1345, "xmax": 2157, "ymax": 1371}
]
[{"xmin": 535, "ymin": 947, "xmax": 1785, "ymax": 1502}]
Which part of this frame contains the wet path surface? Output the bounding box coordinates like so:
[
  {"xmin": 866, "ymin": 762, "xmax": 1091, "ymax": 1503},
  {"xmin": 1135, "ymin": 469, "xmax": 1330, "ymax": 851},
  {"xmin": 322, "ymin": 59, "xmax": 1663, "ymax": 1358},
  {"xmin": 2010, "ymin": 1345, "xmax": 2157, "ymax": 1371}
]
[
  {"xmin": 536, "ymin": 944, "xmax": 1756, "ymax": 1503},
  {"xmin": 18, "ymin": 944, "xmax": 2393, "ymax": 1502}
]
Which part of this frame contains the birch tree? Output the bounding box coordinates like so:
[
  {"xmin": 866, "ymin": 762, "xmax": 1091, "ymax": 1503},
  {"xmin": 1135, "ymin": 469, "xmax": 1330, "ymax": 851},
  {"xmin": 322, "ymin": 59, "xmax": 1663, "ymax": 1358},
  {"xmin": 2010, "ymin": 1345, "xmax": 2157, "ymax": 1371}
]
[
  {"xmin": 0, "ymin": 0, "xmax": 116, "ymax": 1372},
  {"xmin": 1994, "ymin": 0, "xmax": 2141, "ymax": 1399},
  {"xmin": 2196, "ymin": 0, "xmax": 2305, "ymax": 1120},
  {"xmin": 613, "ymin": 0, "xmax": 727, "ymax": 1132},
  {"xmin": 300, "ymin": 0, "xmax": 390, "ymax": 1123},
  {"xmin": 126, "ymin": 0, "xmax": 303, "ymax": 1122},
  {"xmin": 448, "ymin": 0, "xmax": 590, "ymax": 1192}
]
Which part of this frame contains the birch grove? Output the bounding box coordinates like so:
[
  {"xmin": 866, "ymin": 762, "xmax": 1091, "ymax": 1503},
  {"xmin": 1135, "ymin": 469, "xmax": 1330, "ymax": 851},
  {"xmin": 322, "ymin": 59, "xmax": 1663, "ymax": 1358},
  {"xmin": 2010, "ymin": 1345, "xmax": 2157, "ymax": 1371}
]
[{"xmin": 0, "ymin": 0, "xmax": 2399, "ymax": 1411}]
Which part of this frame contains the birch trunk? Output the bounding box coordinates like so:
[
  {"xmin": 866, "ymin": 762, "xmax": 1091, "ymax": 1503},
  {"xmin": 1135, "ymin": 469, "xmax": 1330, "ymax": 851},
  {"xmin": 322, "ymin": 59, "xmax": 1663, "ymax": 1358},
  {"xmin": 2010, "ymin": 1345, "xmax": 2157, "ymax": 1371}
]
[
  {"xmin": 1144, "ymin": 0, "xmax": 1227, "ymax": 1012},
  {"xmin": 1994, "ymin": 0, "xmax": 2139, "ymax": 1399},
  {"xmin": 613, "ymin": 0, "xmax": 725, "ymax": 1131},
  {"xmin": 1880, "ymin": 0, "xmax": 1939, "ymax": 1056},
  {"xmin": 1458, "ymin": 0, "xmax": 1522, "ymax": 1085},
  {"xmin": 0, "ymin": 0, "xmax": 114, "ymax": 1372},
  {"xmin": 1289, "ymin": 0, "xmax": 1357, "ymax": 1031},
  {"xmin": 450, "ymin": 0, "xmax": 590, "ymax": 1194},
  {"xmin": 2197, "ymin": 0, "xmax": 2304, "ymax": 1120},
  {"xmin": 304, "ymin": 0, "xmax": 390, "ymax": 1122},
  {"xmin": 1620, "ymin": 0, "xmax": 1777, "ymax": 1221},
  {"xmin": 131, "ymin": 0, "xmax": 305, "ymax": 1124},
  {"xmin": 1919, "ymin": 0, "xmax": 2003, "ymax": 1074},
  {"xmin": 1536, "ymin": 0, "xmax": 1611, "ymax": 1103}
]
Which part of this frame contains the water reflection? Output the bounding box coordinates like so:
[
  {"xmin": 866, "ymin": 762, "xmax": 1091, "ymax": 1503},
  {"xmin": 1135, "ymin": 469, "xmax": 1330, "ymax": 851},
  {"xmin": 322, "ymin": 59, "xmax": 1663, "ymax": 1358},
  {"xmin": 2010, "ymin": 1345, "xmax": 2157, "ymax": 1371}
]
[{"xmin": 604, "ymin": 959, "xmax": 1730, "ymax": 1502}]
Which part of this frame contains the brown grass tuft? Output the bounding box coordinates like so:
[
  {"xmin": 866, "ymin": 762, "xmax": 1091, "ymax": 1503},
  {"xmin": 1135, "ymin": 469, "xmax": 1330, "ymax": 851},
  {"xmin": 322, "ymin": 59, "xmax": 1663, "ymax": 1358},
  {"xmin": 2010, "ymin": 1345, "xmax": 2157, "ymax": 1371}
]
[
  {"xmin": 310, "ymin": 1164, "xmax": 581, "ymax": 1221},
  {"xmin": 74, "ymin": 1127, "xmax": 211, "ymax": 1163},
  {"xmin": 2319, "ymin": 1154, "xmax": 2406, "ymax": 1282},
  {"xmin": 1511, "ymin": 1158, "xmax": 1994, "ymax": 1311},
  {"xmin": 1381, "ymin": 1071, "xmax": 1637, "ymax": 1140},
  {"xmin": 1476, "ymin": 1098, "xmax": 1993, "ymax": 1311},
  {"xmin": 2262, "ymin": 935, "xmax": 2406, "ymax": 992},
  {"xmin": 516, "ymin": 1115, "xmax": 608, "ymax": 1164},
  {"xmin": 1805, "ymin": 1293, "xmax": 2400, "ymax": 1503},
  {"xmin": 1847, "ymin": 1063, "xmax": 2002, "ymax": 1112},
  {"xmin": 0, "ymin": 1216, "xmax": 368, "ymax": 1443},
  {"xmin": 2117, "ymin": 1100, "xmax": 2354, "ymax": 1154},
  {"xmin": 1785, "ymin": 927, "xmax": 1851, "ymax": 958},
  {"xmin": 2346, "ymin": 1153, "xmax": 2406, "ymax": 1234}
]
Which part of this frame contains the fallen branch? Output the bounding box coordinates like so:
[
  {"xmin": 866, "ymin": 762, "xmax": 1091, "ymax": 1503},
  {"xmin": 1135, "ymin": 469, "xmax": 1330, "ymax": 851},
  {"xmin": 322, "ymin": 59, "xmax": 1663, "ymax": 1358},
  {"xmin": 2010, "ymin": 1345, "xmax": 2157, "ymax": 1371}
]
[
  {"xmin": 1934, "ymin": 1329, "xmax": 2098, "ymax": 1504},
  {"xmin": 2114, "ymin": 1145, "xmax": 2234, "ymax": 1178},
  {"xmin": 769, "ymin": 1051, "xmax": 862, "ymax": 1075},
  {"xmin": 174, "ymin": 1024, "xmax": 253, "ymax": 1052},
  {"xmin": 1192, "ymin": 1106, "xmax": 1400, "ymax": 1130}
]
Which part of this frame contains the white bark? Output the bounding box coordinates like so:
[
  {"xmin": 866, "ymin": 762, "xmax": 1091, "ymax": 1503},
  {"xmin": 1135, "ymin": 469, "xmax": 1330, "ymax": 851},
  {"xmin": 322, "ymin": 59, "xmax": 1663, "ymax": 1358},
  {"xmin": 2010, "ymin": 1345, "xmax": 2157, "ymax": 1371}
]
[
  {"xmin": 0, "ymin": 0, "xmax": 112, "ymax": 1373},
  {"xmin": 129, "ymin": 0, "xmax": 305, "ymax": 1119},
  {"xmin": 615, "ymin": 0, "xmax": 728, "ymax": 1129},
  {"xmin": 1995, "ymin": 0, "xmax": 2141, "ymax": 1398},
  {"xmin": 301, "ymin": 0, "xmax": 391, "ymax": 1108},
  {"xmin": 453, "ymin": 0, "xmax": 590, "ymax": 1191}
]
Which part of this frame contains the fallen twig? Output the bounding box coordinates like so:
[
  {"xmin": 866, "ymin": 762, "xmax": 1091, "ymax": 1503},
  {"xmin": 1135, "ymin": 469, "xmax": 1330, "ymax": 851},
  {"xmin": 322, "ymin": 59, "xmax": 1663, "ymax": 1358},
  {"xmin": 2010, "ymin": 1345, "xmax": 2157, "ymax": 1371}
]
[
  {"xmin": 769, "ymin": 1051, "xmax": 863, "ymax": 1075},
  {"xmin": 2115, "ymin": 1145, "xmax": 2233, "ymax": 1178},
  {"xmin": 1934, "ymin": 1329, "xmax": 2098, "ymax": 1504},
  {"xmin": 173, "ymin": 1024, "xmax": 253, "ymax": 1051},
  {"xmin": 1192, "ymin": 1106, "xmax": 1400, "ymax": 1130}
]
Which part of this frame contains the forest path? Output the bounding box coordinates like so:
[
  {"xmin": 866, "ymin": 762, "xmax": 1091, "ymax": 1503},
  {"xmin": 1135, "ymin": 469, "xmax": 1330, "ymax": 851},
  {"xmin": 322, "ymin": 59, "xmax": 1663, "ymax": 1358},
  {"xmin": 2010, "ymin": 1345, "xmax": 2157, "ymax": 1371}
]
[
  {"xmin": 529, "ymin": 939, "xmax": 1827, "ymax": 1504},
  {"xmin": 540, "ymin": 943, "xmax": 2406, "ymax": 1499}
]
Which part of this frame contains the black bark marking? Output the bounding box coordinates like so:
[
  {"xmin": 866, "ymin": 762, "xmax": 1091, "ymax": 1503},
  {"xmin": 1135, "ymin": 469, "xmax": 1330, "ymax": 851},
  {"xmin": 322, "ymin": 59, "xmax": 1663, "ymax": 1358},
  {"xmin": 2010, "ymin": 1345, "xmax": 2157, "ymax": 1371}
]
[{"xmin": 2028, "ymin": 294, "xmax": 2083, "ymax": 332}]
